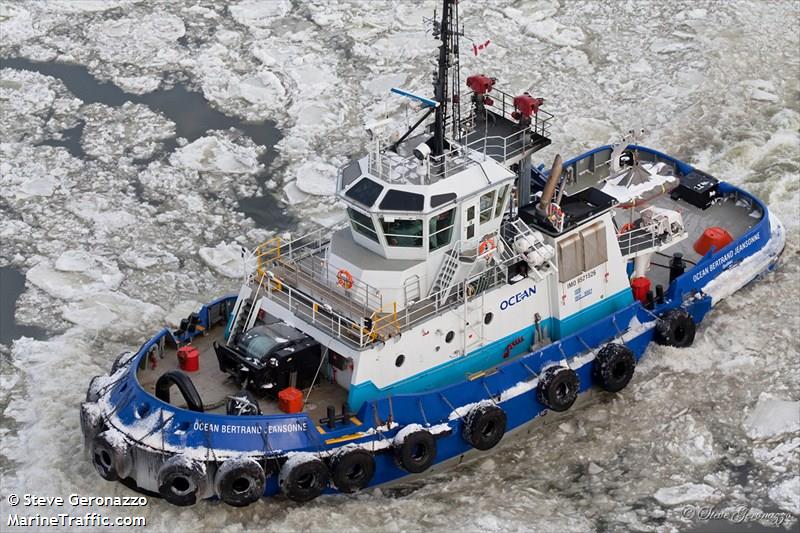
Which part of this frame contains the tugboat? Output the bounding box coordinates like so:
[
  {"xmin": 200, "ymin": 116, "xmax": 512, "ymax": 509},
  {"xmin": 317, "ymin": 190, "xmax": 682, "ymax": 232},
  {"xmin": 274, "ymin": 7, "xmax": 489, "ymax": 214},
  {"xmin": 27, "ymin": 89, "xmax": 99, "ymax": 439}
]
[{"xmin": 81, "ymin": 0, "xmax": 785, "ymax": 506}]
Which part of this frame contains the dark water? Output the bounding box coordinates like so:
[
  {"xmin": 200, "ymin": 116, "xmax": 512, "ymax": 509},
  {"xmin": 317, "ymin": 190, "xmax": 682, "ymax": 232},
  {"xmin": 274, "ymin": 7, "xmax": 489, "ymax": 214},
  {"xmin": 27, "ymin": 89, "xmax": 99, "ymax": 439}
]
[
  {"xmin": 0, "ymin": 268, "xmax": 47, "ymax": 346},
  {"xmin": 0, "ymin": 57, "xmax": 294, "ymax": 229}
]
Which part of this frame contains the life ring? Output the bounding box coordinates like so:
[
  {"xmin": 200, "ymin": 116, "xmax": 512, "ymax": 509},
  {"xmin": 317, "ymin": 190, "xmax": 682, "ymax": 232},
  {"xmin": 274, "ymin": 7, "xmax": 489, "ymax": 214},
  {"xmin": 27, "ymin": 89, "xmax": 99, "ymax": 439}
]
[
  {"xmin": 592, "ymin": 343, "xmax": 636, "ymax": 392},
  {"xmin": 478, "ymin": 238, "xmax": 496, "ymax": 255},
  {"xmin": 655, "ymin": 308, "xmax": 696, "ymax": 348},
  {"xmin": 91, "ymin": 430, "xmax": 132, "ymax": 481},
  {"xmin": 617, "ymin": 223, "xmax": 635, "ymax": 236},
  {"xmin": 394, "ymin": 429, "xmax": 437, "ymax": 473},
  {"xmin": 336, "ymin": 269, "xmax": 354, "ymax": 290},
  {"xmin": 279, "ymin": 454, "xmax": 330, "ymax": 503},
  {"xmin": 214, "ymin": 457, "xmax": 266, "ymax": 507},
  {"xmin": 536, "ymin": 366, "xmax": 579, "ymax": 412},
  {"xmin": 462, "ymin": 403, "xmax": 507, "ymax": 451},
  {"xmin": 331, "ymin": 448, "xmax": 376, "ymax": 493},
  {"xmin": 157, "ymin": 455, "xmax": 207, "ymax": 506}
]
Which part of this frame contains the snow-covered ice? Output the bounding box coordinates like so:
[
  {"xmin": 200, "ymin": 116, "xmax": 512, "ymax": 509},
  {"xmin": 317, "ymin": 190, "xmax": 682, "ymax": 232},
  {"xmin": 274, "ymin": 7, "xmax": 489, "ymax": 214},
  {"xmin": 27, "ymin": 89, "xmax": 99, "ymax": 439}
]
[
  {"xmin": 0, "ymin": 1, "xmax": 798, "ymax": 532},
  {"xmin": 743, "ymin": 393, "xmax": 800, "ymax": 440}
]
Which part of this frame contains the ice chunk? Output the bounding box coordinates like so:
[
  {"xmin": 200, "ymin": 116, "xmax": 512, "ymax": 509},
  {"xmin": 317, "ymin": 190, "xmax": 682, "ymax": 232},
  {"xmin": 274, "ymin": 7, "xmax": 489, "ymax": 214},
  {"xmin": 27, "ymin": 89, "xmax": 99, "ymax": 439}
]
[
  {"xmin": 230, "ymin": 0, "xmax": 292, "ymax": 29},
  {"xmin": 62, "ymin": 291, "xmax": 164, "ymax": 333},
  {"xmin": 653, "ymin": 483, "xmax": 721, "ymax": 506},
  {"xmin": 294, "ymin": 161, "xmax": 339, "ymax": 196},
  {"xmin": 165, "ymin": 300, "xmax": 203, "ymax": 329},
  {"xmin": 88, "ymin": 13, "xmax": 185, "ymax": 67},
  {"xmin": 198, "ymin": 241, "xmax": 255, "ymax": 279},
  {"xmin": 26, "ymin": 253, "xmax": 123, "ymax": 300},
  {"xmin": 171, "ymin": 134, "xmax": 263, "ymax": 175},
  {"xmin": 768, "ymin": 477, "xmax": 800, "ymax": 515},
  {"xmin": 80, "ymin": 102, "xmax": 175, "ymax": 162},
  {"xmin": 743, "ymin": 393, "xmax": 800, "ymax": 440},
  {"xmin": 0, "ymin": 143, "xmax": 83, "ymax": 201},
  {"xmin": 525, "ymin": 19, "xmax": 586, "ymax": 47}
]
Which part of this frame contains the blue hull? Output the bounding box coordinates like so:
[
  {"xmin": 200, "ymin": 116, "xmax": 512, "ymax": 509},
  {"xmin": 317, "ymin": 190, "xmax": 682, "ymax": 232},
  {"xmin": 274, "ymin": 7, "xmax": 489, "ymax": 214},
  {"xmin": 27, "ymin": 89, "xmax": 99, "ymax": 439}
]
[{"xmin": 82, "ymin": 145, "xmax": 784, "ymax": 502}]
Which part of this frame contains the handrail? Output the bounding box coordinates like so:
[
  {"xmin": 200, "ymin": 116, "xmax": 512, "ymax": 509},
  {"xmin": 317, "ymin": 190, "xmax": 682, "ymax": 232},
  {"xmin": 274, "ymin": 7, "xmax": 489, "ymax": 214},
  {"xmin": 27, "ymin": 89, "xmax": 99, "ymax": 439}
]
[{"xmin": 253, "ymin": 218, "xmax": 555, "ymax": 349}]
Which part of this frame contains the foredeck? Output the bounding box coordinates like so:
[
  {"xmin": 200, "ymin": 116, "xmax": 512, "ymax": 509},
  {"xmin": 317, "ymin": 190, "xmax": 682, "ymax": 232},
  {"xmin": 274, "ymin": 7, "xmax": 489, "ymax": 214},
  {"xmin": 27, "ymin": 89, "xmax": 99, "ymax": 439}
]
[{"xmin": 136, "ymin": 327, "xmax": 347, "ymax": 417}]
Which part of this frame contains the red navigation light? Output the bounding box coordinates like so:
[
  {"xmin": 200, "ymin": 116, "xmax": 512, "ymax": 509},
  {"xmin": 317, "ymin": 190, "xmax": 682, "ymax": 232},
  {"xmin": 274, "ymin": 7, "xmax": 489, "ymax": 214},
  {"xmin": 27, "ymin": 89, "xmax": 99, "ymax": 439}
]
[{"xmin": 466, "ymin": 74, "xmax": 495, "ymax": 95}]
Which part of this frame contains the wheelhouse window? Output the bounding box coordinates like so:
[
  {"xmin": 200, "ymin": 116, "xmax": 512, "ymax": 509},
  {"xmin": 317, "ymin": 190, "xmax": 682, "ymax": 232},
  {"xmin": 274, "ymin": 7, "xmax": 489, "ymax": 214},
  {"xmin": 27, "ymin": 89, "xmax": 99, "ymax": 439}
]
[
  {"xmin": 479, "ymin": 190, "xmax": 496, "ymax": 223},
  {"xmin": 429, "ymin": 208, "xmax": 456, "ymax": 251},
  {"xmin": 495, "ymin": 184, "xmax": 510, "ymax": 218},
  {"xmin": 347, "ymin": 207, "xmax": 379, "ymax": 242},
  {"xmin": 381, "ymin": 217, "xmax": 423, "ymax": 247}
]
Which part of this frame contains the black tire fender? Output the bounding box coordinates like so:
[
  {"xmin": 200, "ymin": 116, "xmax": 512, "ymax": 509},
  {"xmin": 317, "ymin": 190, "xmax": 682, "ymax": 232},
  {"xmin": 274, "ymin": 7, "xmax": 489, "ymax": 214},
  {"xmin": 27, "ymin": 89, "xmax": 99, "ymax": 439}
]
[
  {"xmin": 111, "ymin": 351, "xmax": 135, "ymax": 374},
  {"xmin": 80, "ymin": 402, "xmax": 105, "ymax": 451},
  {"xmin": 592, "ymin": 343, "xmax": 636, "ymax": 393},
  {"xmin": 157, "ymin": 456, "xmax": 207, "ymax": 506},
  {"xmin": 155, "ymin": 370, "xmax": 204, "ymax": 413},
  {"xmin": 655, "ymin": 308, "xmax": 696, "ymax": 348},
  {"xmin": 91, "ymin": 430, "xmax": 132, "ymax": 481},
  {"xmin": 86, "ymin": 375, "xmax": 105, "ymax": 403},
  {"xmin": 537, "ymin": 366, "xmax": 579, "ymax": 412},
  {"xmin": 279, "ymin": 454, "xmax": 330, "ymax": 503},
  {"xmin": 394, "ymin": 428, "xmax": 437, "ymax": 473},
  {"xmin": 331, "ymin": 448, "xmax": 375, "ymax": 493},
  {"xmin": 462, "ymin": 403, "xmax": 507, "ymax": 451},
  {"xmin": 214, "ymin": 457, "xmax": 266, "ymax": 507}
]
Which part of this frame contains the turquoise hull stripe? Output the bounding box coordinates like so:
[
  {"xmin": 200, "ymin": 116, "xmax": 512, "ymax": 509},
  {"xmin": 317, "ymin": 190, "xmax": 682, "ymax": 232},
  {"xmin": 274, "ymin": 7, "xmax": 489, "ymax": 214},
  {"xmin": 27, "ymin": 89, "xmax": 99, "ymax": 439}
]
[{"xmin": 348, "ymin": 288, "xmax": 633, "ymax": 408}]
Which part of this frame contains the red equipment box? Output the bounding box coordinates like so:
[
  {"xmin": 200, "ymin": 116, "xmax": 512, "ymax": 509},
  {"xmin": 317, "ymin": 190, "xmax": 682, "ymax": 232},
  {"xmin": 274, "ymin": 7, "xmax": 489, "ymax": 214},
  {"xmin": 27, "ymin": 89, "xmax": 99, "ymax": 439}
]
[{"xmin": 278, "ymin": 387, "xmax": 303, "ymax": 414}]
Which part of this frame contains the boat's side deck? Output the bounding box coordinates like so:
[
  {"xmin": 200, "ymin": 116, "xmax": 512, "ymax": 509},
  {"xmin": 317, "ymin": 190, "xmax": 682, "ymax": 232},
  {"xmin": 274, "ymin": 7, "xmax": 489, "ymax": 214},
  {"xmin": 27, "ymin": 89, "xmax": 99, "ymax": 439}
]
[
  {"xmin": 136, "ymin": 328, "xmax": 348, "ymax": 418},
  {"xmin": 613, "ymin": 191, "xmax": 762, "ymax": 289}
]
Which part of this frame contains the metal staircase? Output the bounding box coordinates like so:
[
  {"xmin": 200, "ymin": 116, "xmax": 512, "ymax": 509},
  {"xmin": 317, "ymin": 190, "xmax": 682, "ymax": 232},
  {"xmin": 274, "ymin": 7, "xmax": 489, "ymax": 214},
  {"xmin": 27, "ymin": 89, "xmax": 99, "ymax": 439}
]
[
  {"xmin": 226, "ymin": 275, "xmax": 266, "ymax": 345},
  {"xmin": 429, "ymin": 241, "xmax": 462, "ymax": 303}
]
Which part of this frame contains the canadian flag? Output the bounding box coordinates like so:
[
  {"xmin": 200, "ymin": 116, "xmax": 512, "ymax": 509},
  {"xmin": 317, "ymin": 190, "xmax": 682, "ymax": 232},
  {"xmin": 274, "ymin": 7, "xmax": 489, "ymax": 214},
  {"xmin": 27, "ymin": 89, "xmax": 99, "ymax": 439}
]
[{"xmin": 472, "ymin": 39, "xmax": 491, "ymax": 56}]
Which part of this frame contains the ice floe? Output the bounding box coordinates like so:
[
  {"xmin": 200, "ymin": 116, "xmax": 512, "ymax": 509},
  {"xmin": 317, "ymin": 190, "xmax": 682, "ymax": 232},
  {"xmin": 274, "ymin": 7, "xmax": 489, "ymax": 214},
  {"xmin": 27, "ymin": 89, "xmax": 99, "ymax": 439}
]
[
  {"xmin": 653, "ymin": 483, "xmax": 722, "ymax": 506},
  {"xmin": 743, "ymin": 393, "xmax": 800, "ymax": 440}
]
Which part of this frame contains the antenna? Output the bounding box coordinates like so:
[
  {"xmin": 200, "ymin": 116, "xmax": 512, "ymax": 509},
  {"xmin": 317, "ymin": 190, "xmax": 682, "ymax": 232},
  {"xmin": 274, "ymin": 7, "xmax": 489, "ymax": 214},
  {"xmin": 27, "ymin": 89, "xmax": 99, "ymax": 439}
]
[{"xmin": 431, "ymin": 0, "xmax": 460, "ymax": 157}]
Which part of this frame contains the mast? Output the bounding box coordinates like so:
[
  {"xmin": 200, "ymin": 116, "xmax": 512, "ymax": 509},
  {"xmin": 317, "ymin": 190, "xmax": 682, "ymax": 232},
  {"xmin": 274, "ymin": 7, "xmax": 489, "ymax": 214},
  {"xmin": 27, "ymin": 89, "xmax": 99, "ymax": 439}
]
[{"xmin": 432, "ymin": 0, "xmax": 460, "ymax": 157}]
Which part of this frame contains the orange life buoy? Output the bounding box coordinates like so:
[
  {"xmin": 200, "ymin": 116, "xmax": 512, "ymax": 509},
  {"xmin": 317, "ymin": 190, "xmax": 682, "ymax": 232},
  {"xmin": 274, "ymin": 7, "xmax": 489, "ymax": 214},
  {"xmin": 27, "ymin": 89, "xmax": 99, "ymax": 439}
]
[
  {"xmin": 617, "ymin": 223, "xmax": 635, "ymax": 236},
  {"xmin": 337, "ymin": 269, "xmax": 354, "ymax": 290},
  {"xmin": 478, "ymin": 238, "xmax": 496, "ymax": 255}
]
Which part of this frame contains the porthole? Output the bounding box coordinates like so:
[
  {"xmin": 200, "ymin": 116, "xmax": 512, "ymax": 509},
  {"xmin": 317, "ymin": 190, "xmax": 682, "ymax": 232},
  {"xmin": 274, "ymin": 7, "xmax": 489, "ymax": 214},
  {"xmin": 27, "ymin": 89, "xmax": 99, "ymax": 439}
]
[
  {"xmin": 484, "ymin": 312, "xmax": 494, "ymax": 325},
  {"xmin": 445, "ymin": 331, "xmax": 455, "ymax": 343},
  {"xmin": 395, "ymin": 354, "xmax": 405, "ymax": 367}
]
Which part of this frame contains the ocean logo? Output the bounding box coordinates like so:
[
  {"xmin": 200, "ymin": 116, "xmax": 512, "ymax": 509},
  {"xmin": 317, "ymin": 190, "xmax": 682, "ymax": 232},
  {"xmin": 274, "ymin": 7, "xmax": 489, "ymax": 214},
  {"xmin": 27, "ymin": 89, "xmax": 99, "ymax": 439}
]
[{"xmin": 500, "ymin": 286, "xmax": 537, "ymax": 310}]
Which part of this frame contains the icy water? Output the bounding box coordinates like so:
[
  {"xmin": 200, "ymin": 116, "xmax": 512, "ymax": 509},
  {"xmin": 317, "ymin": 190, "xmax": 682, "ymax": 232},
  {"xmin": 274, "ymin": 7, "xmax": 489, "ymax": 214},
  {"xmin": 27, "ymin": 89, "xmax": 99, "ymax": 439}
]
[{"xmin": 1, "ymin": 1, "xmax": 798, "ymax": 532}]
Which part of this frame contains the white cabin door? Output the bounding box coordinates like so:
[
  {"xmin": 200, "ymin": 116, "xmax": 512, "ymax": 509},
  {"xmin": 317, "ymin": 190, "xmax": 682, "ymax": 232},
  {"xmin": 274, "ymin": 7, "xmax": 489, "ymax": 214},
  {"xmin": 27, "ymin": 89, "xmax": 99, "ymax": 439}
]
[{"xmin": 461, "ymin": 199, "xmax": 479, "ymax": 246}]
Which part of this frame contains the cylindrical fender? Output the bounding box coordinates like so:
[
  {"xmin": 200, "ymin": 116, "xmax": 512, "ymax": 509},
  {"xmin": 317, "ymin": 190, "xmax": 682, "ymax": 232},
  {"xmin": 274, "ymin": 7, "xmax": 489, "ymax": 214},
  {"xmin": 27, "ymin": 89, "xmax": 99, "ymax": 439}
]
[
  {"xmin": 655, "ymin": 308, "xmax": 696, "ymax": 347},
  {"xmin": 331, "ymin": 448, "xmax": 375, "ymax": 493},
  {"xmin": 536, "ymin": 366, "xmax": 579, "ymax": 412},
  {"xmin": 214, "ymin": 457, "xmax": 266, "ymax": 507},
  {"xmin": 91, "ymin": 430, "xmax": 132, "ymax": 481},
  {"xmin": 111, "ymin": 351, "xmax": 135, "ymax": 374},
  {"xmin": 279, "ymin": 453, "xmax": 330, "ymax": 503},
  {"xmin": 155, "ymin": 370, "xmax": 204, "ymax": 413},
  {"xmin": 394, "ymin": 429, "xmax": 437, "ymax": 473},
  {"xmin": 592, "ymin": 343, "xmax": 636, "ymax": 392},
  {"xmin": 80, "ymin": 402, "xmax": 104, "ymax": 451},
  {"xmin": 157, "ymin": 455, "xmax": 207, "ymax": 506},
  {"xmin": 86, "ymin": 375, "xmax": 105, "ymax": 403},
  {"xmin": 462, "ymin": 403, "xmax": 507, "ymax": 451}
]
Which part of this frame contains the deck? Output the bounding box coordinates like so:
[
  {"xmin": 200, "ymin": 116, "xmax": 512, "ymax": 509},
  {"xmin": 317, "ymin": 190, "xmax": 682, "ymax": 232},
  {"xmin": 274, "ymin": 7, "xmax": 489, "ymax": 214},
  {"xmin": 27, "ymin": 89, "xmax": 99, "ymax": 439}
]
[{"xmin": 136, "ymin": 326, "xmax": 348, "ymax": 418}]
